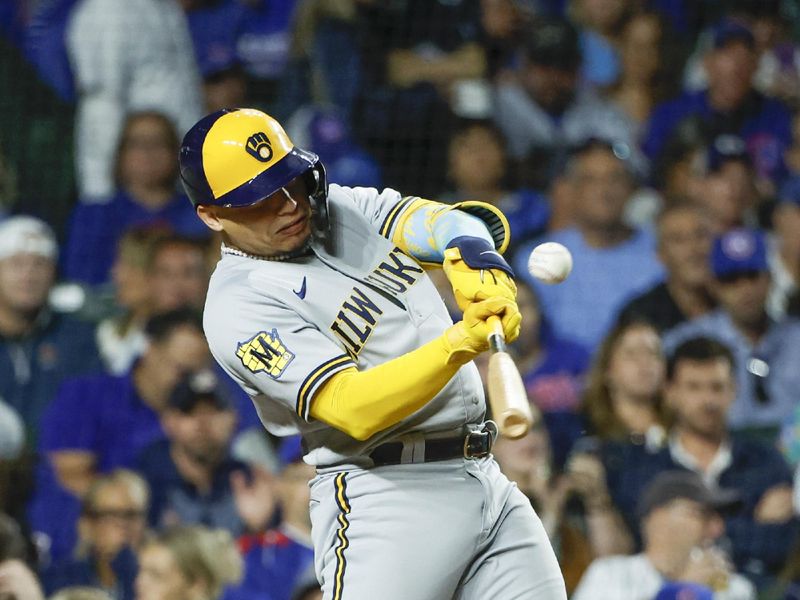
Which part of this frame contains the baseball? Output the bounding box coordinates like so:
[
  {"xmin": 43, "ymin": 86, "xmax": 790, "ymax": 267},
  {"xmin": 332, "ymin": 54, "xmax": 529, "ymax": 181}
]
[{"xmin": 527, "ymin": 242, "xmax": 573, "ymax": 284}]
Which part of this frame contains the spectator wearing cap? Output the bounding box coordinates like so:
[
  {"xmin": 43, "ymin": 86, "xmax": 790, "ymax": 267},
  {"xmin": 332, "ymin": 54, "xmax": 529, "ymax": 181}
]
[
  {"xmin": 232, "ymin": 435, "xmax": 315, "ymax": 600},
  {"xmin": 493, "ymin": 17, "xmax": 641, "ymax": 189},
  {"xmin": 29, "ymin": 309, "xmax": 242, "ymax": 560},
  {"xmin": 618, "ymin": 203, "xmax": 716, "ymax": 333},
  {"xmin": 643, "ymin": 19, "xmax": 792, "ymax": 186},
  {"xmin": 136, "ymin": 371, "xmax": 254, "ymax": 536},
  {"xmin": 573, "ymin": 470, "xmax": 755, "ymax": 600},
  {"xmin": 0, "ymin": 216, "xmax": 101, "ymax": 442},
  {"xmin": 701, "ymin": 134, "xmax": 761, "ymax": 234},
  {"xmin": 768, "ymin": 176, "xmax": 800, "ymax": 320},
  {"xmin": 513, "ymin": 139, "xmax": 664, "ymax": 354},
  {"xmin": 603, "ymin": 337, "xmax": 796, "ymax": 589},
  {"xmin": 663, "ymin": 228, "xmax": 800, "ymax": 432}
]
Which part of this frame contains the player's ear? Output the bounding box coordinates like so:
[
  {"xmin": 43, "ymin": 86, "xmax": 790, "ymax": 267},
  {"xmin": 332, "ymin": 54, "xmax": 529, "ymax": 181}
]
[{"xmin": 197, "ymin": 205, "xmax": 224, "ymax": 232}]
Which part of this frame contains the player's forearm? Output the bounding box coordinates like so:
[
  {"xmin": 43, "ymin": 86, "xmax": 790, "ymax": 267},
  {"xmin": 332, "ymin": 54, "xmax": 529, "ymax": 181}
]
[
  {"xmin": 310, "ymin": 332, "xmax": 469, "ymax": 441},
  {"xmin": 393, "ymin": 199, "xmax": 508, "ymax": 265}
]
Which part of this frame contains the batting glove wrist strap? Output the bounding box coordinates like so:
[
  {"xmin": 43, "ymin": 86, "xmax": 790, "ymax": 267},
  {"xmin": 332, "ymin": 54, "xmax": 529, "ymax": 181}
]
[{"xmin": 445, "ymin": 236, "xmax": 514, "ymax": 278}]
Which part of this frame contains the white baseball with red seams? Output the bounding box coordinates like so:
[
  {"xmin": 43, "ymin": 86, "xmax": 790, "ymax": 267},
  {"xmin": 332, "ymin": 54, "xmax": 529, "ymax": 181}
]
[{"xmin": 527, "ymin": 242, "xmax": 573, "ymax": 284}]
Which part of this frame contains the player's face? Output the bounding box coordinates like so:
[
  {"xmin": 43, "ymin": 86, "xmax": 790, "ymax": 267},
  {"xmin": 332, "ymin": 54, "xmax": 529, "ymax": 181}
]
[
  {"xmin": 200, "ymin": 176, "xmax": 312, "ymax": 257},
  {"xmin": 666, "ymin": 359, "xmax": 734, "ymax": 439}
]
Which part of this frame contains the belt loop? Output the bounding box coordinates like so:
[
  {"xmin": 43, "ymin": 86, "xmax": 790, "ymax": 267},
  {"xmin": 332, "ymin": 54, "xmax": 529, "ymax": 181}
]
[{"xmin": 402, "ymin": 433, "xmax": 425, "ymax": 464}]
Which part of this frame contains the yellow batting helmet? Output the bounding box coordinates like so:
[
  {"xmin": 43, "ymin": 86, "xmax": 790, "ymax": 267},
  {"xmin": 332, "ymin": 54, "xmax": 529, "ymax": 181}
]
[{"xmin": 179, "ymin": 108, "xmax": 328, "ymax": 231}]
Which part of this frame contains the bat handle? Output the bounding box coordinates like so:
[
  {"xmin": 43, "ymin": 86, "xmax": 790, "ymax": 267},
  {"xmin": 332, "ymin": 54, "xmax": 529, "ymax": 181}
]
[{"xmin": 486, "ymin": 315, "xmax": 506, "ymax": 353}]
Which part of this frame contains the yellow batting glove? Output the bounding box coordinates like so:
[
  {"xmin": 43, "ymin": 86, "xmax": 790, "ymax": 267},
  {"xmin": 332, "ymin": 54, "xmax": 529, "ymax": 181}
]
[
  {"xmin": 442, "ymin": 296, "xmax": 522, "ymax": 364},
  {"xmin": 443, "ymin": 243, "xmax": 516, "ymax": 311}
]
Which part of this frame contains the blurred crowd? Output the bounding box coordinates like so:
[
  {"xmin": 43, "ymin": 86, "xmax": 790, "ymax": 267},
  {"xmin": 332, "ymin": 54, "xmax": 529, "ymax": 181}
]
[{"xmin": 3, "ymin": 0, "xmax": 800, "ymax": 598}]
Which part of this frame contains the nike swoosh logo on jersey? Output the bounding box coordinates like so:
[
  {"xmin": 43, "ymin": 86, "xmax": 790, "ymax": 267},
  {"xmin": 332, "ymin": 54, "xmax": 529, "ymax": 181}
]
[{"xmin": 293, "ymin": 276, "xmax": 307, "ymax": 299}]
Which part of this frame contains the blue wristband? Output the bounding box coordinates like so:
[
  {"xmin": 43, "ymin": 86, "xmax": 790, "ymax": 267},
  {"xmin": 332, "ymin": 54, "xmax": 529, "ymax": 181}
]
[{"xmin": 446, "ymin": 236, "xmax": 515, "ymax": 278}]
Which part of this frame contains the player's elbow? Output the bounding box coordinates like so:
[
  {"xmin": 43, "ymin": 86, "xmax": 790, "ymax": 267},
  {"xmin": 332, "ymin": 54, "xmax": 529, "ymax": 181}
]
[{"xmin": 347, "ymin": 421, "xmax": 380, "ymax": 442}]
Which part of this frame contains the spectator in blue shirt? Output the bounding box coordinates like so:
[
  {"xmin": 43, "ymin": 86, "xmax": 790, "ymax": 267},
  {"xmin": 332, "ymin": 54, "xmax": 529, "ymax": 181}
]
[
  {"xmin": 514, "ymin": 139, "xmax": 664, "ymax": 354},
  {"xmin": 42, "ymin": 470, "xmax": 148, "ymax": 600},
  {"xmin": 617, "ymin": 203, "xmax": 716, "ymax": 333},
  {"xmin": 642, "ymin": 19, "xmax": 792, "ymax": 186},
  {"xmin": 137, "ymin": 371, "xmax": 250, "ymax": 535},
  {"xmin": 233, "ymin": 436, "xmax": 315, "ymax": 600},
  {"xmin": 663, "ymin": 228, "xmax": 800, "ymax": 433},
  {"xmin": 62, "ymin": 111, "xmax": 210, "ymax": 286},
  {"xmin": 29, "ymin": 309, "xmax": 225, "ymax": 560},
  {"xmin": 0, "ymin": 216, "xmax": 101, "ymax": 442},
  {"xmin": 603, "ymin": 337, "xmax": 796, "ymax": 589}
]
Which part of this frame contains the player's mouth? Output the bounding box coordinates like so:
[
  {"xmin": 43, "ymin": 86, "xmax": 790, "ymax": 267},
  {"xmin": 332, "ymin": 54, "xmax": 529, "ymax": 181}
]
[{"xmin": 278, "ymin": 214, "xmax": 310, "ymax": 236}]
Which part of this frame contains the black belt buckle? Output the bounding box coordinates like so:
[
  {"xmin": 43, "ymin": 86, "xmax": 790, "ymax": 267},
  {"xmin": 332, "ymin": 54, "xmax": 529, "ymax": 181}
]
[{"xmin": 463, "ymin": 422, "xmax": 497, "ymax": 459}]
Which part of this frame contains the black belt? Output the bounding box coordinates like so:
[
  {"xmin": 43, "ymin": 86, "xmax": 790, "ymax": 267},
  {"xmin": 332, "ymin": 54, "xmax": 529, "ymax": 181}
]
[{"xmin": 368, "ymin": 423, "xmax": 497, "ymax": 467}]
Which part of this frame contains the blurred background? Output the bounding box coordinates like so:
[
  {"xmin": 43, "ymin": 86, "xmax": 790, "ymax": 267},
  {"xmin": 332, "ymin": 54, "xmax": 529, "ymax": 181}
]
[{"xmin": 4, "ymin": 0, "xmax": 800, "ymax": 599}]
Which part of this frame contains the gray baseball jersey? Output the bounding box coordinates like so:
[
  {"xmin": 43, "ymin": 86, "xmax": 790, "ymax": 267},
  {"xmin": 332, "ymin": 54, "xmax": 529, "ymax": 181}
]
[
  {"xmin": 204, "ymin": 184, "xmax": 485, "ymax": 467},
  {"xmin": 203, "ymin": 184, "xmax": 567, "ymax": 600}
]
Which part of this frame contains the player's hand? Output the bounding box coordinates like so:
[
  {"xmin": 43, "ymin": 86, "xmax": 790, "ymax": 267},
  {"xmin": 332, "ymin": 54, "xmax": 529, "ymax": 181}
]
[
  {"xmin": 442, "ymin": 237, "xmax": 516, "ymax": 311},
  {"xmin": 443, "ymin": 296, "xmax": 521, "ymax": 364}
]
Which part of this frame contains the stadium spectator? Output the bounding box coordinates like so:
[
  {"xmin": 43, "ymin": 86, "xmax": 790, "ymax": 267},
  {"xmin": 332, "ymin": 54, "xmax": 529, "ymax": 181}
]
[
  {"xmin": 604, "ymin": 11, "xmax": 680, "ymax": 132},
  {"xmin": 768, "ymin": 176, "xmax": 800, "ymax": 320},
  {"xmin": 700, "ymin": 134, "xmax": 761, "ymax": 234},
  {"xmin": 479, "ymin": 0, "xmax": 535, "ymax": 80},
  {"xmin": 643, "ymin": 19, "xmax": 792, "ymax": 186},
  {"xmin": 573, "ymin": 470, "xmax": 756, "ymax": 600},
  {"xmin": 95, "ymin": 227, "xmax": 166, "ymax": 375},
  {"xmin": 63, "ymin": 112, "xmax": 209, "ymax": 286},
  {"xmin": 148, "ymin": 235, "xmax": 211, "ymax": 314},
  {"xmin": 618, "ymin": 203, "xmax": 716, "ymax": 333},
  {"xmin": 514, "ymin": 139, "xmax": 664, "ymax": 354},
  {"xmin": 493, "ymin": 18, "xmax": 641, "ymax": 189},
  {"xmin": 604, "ymin": 337, "xmax": 797, "ymax": 589},
  {"xmin": 355, "ymin": 0, "xmax": 487, "ymax": 196},
  {"xmin": 66, "ymin": 0, "xmax": 202, "ymax": 200},
  {"xmin": 234, "ymin": 436, "xmax": 314, "ymax": 600},
  {"xmin": 492, "ymin": 424, "xmax": 631, "ymax": 594},
  {"xmin": 137, "ymin": 371, "xmax": 249, "ymax": 535},
  {"xmin": 569, "ymin": 0, "xmax": 634, "ymax": 87},
  {"xmin": 29, "ymin": 309, "xmax": 212, "ymax": 560},
  {"xmin": 42, "ymin": 470, "xmax": 148, "ymax": 600},
  {"xmin": 442, "ymin": 120, "xmax": 549, "ymax": 253},
  {"xmin": 582, "ymin": 318, "xmax": 668, "ymax": 446},
  {"xmin": 134, "ymin": 525, "xmax": 242, "ymax": 600},
  {"xmin": 663, "ymin": 228, "xmax": 800, "ymax": 432},
  {"xmin": 0, "ymin": 216, "xmax": 101, "ymax": 442}
]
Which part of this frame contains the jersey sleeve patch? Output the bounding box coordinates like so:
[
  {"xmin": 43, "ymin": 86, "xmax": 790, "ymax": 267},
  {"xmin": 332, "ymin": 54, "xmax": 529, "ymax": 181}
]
[{"xmin": 236, "ymin": 329, "xmax": 296, "ymax": 379}]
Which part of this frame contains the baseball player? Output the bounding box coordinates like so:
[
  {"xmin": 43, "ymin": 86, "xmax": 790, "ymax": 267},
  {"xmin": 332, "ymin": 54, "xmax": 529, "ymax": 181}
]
[{"xmin": 179, "ymin": 108, "xmax": 566, "ymax": 599}]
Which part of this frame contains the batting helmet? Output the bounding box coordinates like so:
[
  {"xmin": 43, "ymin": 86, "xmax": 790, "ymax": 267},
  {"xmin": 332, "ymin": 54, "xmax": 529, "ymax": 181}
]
[{"xmin": 179, "ymin": 108, "xmax": 329, "ymax": 235}]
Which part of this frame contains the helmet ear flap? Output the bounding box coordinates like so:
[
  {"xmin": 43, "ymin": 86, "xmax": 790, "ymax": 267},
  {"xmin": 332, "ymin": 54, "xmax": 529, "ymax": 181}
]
[{"xmin": 306, "ymin": 162, "xmax": 329, "ymax": 240}]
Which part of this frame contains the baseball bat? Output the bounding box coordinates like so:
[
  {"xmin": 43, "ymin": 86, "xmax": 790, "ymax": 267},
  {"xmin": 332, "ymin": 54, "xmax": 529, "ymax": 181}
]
[{"xmin": 485, "ymin": 315, "xmax": 535, "ymax": 439}]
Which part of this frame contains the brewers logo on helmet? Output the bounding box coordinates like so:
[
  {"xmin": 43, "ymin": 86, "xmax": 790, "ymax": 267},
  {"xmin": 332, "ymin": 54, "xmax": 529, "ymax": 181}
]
[{"xmin": 179, "ymin": 108, "xmax": 329, "ymax": 236}]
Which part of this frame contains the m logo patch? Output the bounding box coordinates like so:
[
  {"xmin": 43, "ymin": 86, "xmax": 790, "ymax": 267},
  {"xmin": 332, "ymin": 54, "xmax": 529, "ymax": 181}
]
[
  {"xmin": 237, "ymin": 329, "xmax": 294, "ymax": 378},
  {"xmin": 245, "ymin": 132, "xmax": 273, "ymax": 162}
]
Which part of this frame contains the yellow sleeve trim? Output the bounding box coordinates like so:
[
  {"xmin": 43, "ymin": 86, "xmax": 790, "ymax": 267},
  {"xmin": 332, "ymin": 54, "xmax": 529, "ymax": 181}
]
[{"xmin": 296, "ymin": 354, "xmax": 356, "ymax": 421}]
